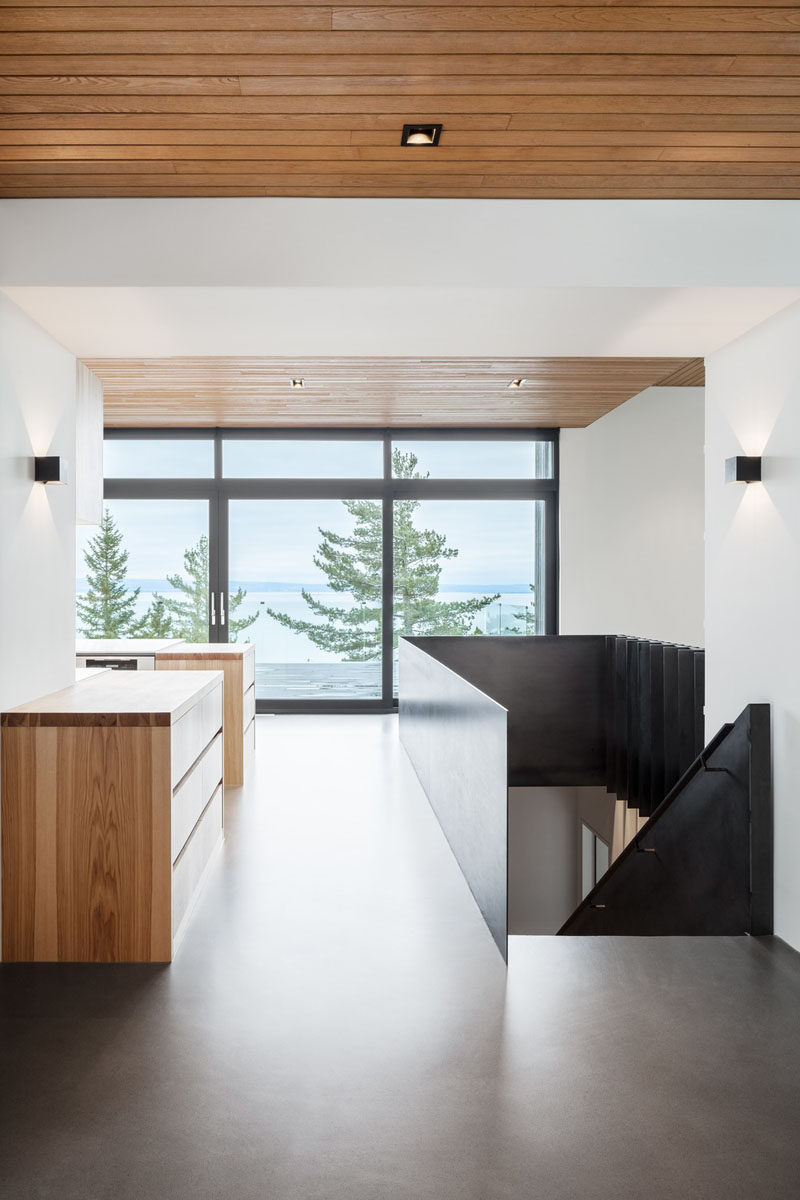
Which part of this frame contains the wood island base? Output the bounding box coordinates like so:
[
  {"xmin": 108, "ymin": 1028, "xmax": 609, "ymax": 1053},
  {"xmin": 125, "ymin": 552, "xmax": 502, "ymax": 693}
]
[{"xmin": 1, "ymin": 670, "xmax": 224, "ymax": 963}]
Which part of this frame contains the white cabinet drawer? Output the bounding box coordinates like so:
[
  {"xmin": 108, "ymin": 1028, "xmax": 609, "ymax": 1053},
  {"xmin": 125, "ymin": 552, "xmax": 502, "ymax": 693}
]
[
  {"xmin": 171, "ymin": 681, "xmax": 222, "ymax": 788},
  {"xmin": 172, "ymin": 786, "xmax": 223, "ymax": 941},
  {"xmin": 243, "ymin": 683, "xmax": 255, "ymax": 731},
  {"xmin": 242, "ymin": 647, "xmax": 255, "ymax": 693},
  {"xmin": 171, "ymin": 731, "xmax": 223, "ymax": 863}
]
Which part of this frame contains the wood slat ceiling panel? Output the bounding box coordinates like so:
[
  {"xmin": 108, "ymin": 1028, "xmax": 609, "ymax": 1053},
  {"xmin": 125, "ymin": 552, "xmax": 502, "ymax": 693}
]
[
  {"xmin": 1, "ymin": 3, "xmax": 797, "ymax": 199},
  {"xmin": 85, "ymin": 355, "xmax": 705, "ymax": 428}
]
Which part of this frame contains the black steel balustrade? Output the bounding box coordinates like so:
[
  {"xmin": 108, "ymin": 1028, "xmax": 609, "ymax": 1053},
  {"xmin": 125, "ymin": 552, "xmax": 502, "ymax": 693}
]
[
  {"xmin": 604, "ymin": 636, "xmax": 705, "ymax": 819},
  {"xmin": 398, "ymin": 633, "xmax": 771, "ymax": 951},
  {"xmin": 560, "ymin": 702, "xmax": 771, "ymax": 937}
]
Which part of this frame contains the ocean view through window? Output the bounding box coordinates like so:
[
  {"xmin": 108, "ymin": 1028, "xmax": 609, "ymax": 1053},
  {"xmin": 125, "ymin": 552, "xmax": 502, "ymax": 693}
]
[{"xmin": 80, "ymin": 431, "xmax": 557, "ymax": 710}]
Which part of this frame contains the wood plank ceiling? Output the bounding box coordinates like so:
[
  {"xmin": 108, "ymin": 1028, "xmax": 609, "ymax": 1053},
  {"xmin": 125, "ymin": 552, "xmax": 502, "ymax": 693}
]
[
  {"xmin": 85, "ymin": 355, "xmax": 706, "ymax": 427},
  {"xmin": 1, "ymin": 2, "xmax": 799, "ymax": 198}
]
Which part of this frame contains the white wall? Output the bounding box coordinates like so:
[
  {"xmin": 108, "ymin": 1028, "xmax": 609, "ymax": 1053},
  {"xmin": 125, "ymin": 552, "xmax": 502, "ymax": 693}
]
[
  {"xmin": 0, "ymin": 292, "xmax": 77, "ymax": 711},
  {"xmin": 705, "ymin": 299, "xmax": 800, "ymax": 951},
  {"xmin": 509, "ymin": 786, "xmax": 577, "ymax": 934},
  {"xmin": 560, "ymin": 385, "xmax": 705, "ymax": 646},
  {"xmin": 509, "ymin": 785, "xmax": 615, "ymax": 934}
]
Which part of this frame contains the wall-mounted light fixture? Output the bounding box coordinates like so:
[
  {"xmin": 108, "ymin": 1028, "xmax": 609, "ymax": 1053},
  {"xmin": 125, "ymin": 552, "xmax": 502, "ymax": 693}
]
[
  {"xmin": 401, "ymin": 123, "xmax": 443, "ymax": 147},
  {"xmin": 508, "ymin": 378, "xmax": 526, "ymax": 390},
  {"xmin": 725, "ymin": 455, "xmax": 761, "ymax": 484},
  {"xmin": 34, "ymin": 455, "xmax": 68, "ymax": 485},
  {"xmin": 290, "ymin": 378, "xmax": 305, "ymax": 389}
]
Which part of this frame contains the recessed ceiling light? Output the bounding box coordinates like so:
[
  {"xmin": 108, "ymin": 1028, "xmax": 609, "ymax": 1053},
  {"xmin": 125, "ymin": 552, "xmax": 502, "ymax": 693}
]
[
  {"xmin": 508, "ymin": 378, "xmax": 526, "ymax": 389},
  {"xmin": 401, "ymin": 123, "xmax": 443, "ymax": 147},
  {"xmin": 291, "ymin": 378, "xmax": 305, "ymax": 389}
]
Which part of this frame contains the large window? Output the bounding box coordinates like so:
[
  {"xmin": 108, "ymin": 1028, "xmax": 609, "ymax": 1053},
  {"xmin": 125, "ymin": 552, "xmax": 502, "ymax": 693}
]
[
  {"xmin": 76, "ymin": 499, "xmax": 210, "ymax": 640},
  {"xmin": 104, "ymin": 438, "xmax": 214, "ymax": 479},
  {"xmin": 223, "ymin": 439, "xmax": 383, "ymax": 479},
  {"xmin": 82, "ymin": 431, "xmax": 558, "ymax": 710},
  {"xmin": 391, "ymin": 439, "xmax": 553, "ymax": 480},
  {"xmin": 392, "ymin": 498, "xmax": 546, "ymax": 693}
]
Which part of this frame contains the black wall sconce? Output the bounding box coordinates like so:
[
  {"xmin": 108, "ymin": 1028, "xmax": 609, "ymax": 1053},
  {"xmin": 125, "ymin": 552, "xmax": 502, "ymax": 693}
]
[
  {"xmin": 725, "ymin": 456, "xmax": 761, "ymax": 484},
  {"xmin": 34, "ymin": 456, "xmax": 68, "ymax": 485}
]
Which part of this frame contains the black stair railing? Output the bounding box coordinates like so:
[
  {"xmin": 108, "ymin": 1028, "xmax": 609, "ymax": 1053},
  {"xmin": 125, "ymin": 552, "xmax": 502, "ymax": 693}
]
[
  {"xmin": 605, "ymin": 635, "xmax": 705, "ymax": 820},
  {"xmin": 559, "ymin": 703, "xmax": 772, "ymax": 936}
]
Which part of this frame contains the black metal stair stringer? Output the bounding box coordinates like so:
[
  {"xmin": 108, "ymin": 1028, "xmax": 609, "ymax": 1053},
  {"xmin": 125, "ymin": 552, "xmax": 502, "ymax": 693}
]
[{"xmin": 558, "ymin": 704, "xmax": 772, "ymax": 936}]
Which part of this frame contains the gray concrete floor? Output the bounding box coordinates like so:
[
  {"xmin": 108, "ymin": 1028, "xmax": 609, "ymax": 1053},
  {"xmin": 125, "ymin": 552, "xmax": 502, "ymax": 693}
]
[{"xmin": 2, "ymin": 714, "xmax": 800, "ymax": 1200}]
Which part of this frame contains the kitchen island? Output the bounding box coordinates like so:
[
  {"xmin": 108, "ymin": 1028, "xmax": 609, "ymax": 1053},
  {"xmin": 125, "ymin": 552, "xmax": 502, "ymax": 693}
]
[
  {"xmin": 1, "ymin": 669, "xmax": 224, "ymax": 963},
  {"xmin": 155, "ymin": 643, "xmax": 255, "ymax": 786},
  {"xmin": 75, "ymin": 639, "xmax": 256, "ymax": 786}
]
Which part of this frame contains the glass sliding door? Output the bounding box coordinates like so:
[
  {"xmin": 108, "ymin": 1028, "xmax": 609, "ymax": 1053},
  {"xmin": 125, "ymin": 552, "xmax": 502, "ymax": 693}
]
[
  {"xmin": 392, "ymin": 498, "xmax": 546, "ymax": 693},
  {"xmin": 76, "ymin": 498, "xmax": 211, "ymax": 641},
  {"xmin": 228, "ymin": 498, "xmax": 383, "ymax": 702},
  {"xmin": 94, "ymin": 428, "xmax": 559, "ymax": 710}
]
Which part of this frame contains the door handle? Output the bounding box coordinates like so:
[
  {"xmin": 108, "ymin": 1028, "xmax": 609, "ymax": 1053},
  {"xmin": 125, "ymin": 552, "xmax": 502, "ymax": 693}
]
[
  {"xmin": 220, "ymin": 591, "xmax": 227, "ymax": 627},
  {"xmin": 210, "ymin": 592, "xmax": 216, "ymax": 626}
]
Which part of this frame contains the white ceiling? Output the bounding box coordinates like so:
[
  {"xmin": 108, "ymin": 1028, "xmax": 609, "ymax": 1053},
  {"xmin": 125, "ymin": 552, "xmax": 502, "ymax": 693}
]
[
  {"xmin": 2, "ymin": 198, "xmax": 799, "ymax": 358},
  {"xmin": 4, "ymin": 285, "xmax": 799, "ymax": 358},
  {"xmin": 2, "ymin": 198, "xmax": 800, "ymax": 287}
]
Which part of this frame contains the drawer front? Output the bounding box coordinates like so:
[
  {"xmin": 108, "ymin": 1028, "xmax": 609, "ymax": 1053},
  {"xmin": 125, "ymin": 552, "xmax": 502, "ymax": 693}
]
[
  {"xmin": 171, "ymin": 681, "xmax": 223, "ymax": 788},
  {"xmin": 172, "ymin": 731, "xmax": 223, "ymax": 863},
  {"xmin": 243, "ymin": 683, "xmax": 256, "ymax": 730},
  {"xmin": 242, "ymin": 647, "xmax": 256, "ymax": 693},
  {"xmin": 244, "ymin": 717, "xmax": 256, "ymax": 767},
  {"xmin": 172, "ymin": 787, "xmax": 223, "ymax": 940}
]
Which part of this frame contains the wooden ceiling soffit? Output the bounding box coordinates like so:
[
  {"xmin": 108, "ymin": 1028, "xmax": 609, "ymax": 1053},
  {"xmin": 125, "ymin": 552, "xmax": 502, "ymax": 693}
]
[{"xmin": 83, "ymin": 355, "xmax": 706, "ymax": 428}]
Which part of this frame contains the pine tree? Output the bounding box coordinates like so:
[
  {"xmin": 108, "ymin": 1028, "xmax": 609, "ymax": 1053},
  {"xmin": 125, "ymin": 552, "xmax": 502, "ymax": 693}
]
[
  {"xmin": 164, "ymin": 535, "xmax": 257, "ymax": 642},
  {"xmin": 136, "ymin": 593, "xmax": 174, "ymax": 638},
  {"xmin": 266, "ymin": 450, "xmax": 498, "ymax": 659},
  {"xmin": 77, "ymin": 508, "xmax": 141, "ymax": 637}
]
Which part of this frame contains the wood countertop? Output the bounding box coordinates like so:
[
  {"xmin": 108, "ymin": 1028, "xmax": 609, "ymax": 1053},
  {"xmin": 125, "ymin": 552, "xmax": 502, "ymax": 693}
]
[
  {"xmin": 76, "ymin": 638, "xmax": 185, "ymax": 656},
  {"xmin": 156, "ymin": 642, "xmax": 255, "ymax": 660},
  {"xmin": 2, "ymin": 670, "xmax": 223, "ymax": 728}
]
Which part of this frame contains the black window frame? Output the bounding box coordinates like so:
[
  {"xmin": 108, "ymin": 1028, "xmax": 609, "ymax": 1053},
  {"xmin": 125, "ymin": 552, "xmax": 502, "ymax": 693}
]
[{"xmin": 102, "ymin": 427, "xmax": 559, "ymax": 713}]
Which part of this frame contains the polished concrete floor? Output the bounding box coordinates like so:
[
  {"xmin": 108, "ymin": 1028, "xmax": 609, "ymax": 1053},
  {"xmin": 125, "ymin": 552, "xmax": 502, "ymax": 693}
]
[{"xmin": 2, "ymin": 715, "xmax": 800, "ymax": 1199}]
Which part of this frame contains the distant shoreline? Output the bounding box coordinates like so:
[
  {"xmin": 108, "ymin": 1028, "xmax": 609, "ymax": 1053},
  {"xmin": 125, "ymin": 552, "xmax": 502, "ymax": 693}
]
[{"xmin": 77, "ymin": 580, "xmax": 534, "ymax": 595}]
